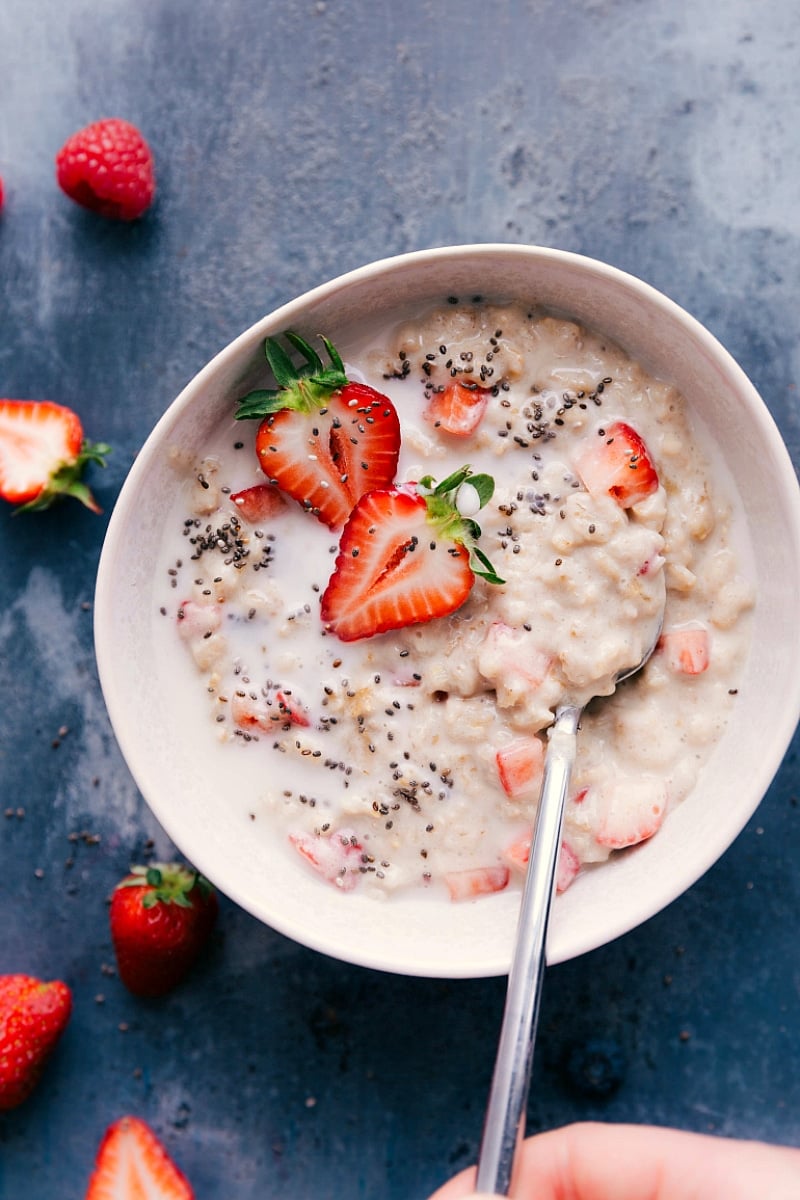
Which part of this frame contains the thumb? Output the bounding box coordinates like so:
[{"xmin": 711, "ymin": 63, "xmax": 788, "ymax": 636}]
[{"xmin": 427, "ymin": 1121, "xmax": 800, "ymax": 1200}]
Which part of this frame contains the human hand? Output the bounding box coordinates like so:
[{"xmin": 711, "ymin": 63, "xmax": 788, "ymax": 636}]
[{"xmin": 427, "ymin": 1121, "xmax": 800, "ymax": 1200}]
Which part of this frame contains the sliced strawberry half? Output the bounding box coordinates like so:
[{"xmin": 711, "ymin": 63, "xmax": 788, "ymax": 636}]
[
  {"xmin": 320, "ymin": 466, "xmax": 503, "ymax": 642},
  {"xmin": 575, "ymin": 420, "xmax": 659, "ymax": 508},
  {"xmin": 84, "ymin": 1114, "xmax": 194, "ymax": 1199},
  {"xmin": 0, "ymin": 400, "xmax": 109, "ymax": 513},
  {"xmin": 235, "ymin": 332, "xmax": 400, "ymax": 529},
  {"xmin": 424, "ymin": 380, "xmax": 491, "ymax": 437}
]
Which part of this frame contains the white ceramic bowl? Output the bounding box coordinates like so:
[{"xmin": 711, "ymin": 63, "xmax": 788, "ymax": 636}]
[{"xmin": 95, "ymin": 244, "xmax": 800, "ymax": 978}]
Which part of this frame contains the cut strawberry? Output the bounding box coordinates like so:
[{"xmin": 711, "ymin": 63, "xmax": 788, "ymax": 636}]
[
  {"xmin": 235, "ymin": 332, "xmax": 400, "ymax": 529},
  {"xmin": 320, "ymin": 466, "xmax": 503, "ymax": 642},
  {"xmin": 595, "ymin": 781, "xmax": 667, "ymax": 849},
  {"xmin": 274, "ymin": 690, "xmax": 311, "ymax": 727},
  {"xmin": 230, "ymin": 482, "xmax": 286, "ymax": 523},
  {"xmin": 659, "ymin": 626, "xmax": 710, "ymax": 675},
  {"xmin": 424, "ymin": 380, "xmax": 491, "ymax": 437},
  {"xmin": 480, "ymin": 622, "xmax": 552, "ymax": 693},
  {"xmin": 84, "ymin": 1114, "xmax": 193, "ymax": 1199},
  {"xmin": 0, "ymin": 400, "xmax": 109, "ymax": 513},
  {"xmin": 444, "ymin": 864, "xmax": 510, "ymax": 901},
  {"xmin": 231, "ymin": 689, "xmax": 311, "ymax": 731},
  {"xmin": 574, "ymin": 421, "xmax": 659, "ymax": 508},
  {"xmin": 503, "ymin": 836, "xmax": 581, "ymax": 894},
  {"xmin": 496, "ymin": 737, "xmax": 545, "ymax": 799},
  {"xmin": 175, "ymin": 599, "xmax": 221, "ymax": 641},
  {"xmin": 289, "ymin": 828, "xmax": 363, "ymax": 890}
]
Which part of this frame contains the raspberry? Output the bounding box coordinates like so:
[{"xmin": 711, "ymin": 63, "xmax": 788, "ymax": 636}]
[{"xmin": 55, "ymin": 118, "xmax": 155, "ymax": 221}]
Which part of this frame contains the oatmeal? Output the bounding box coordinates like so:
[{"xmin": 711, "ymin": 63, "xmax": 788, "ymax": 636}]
[{"xmin": 155, "ymin": 301, "xmax": 754, "ymax": 901}]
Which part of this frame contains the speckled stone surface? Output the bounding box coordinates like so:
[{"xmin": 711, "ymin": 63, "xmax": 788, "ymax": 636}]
[{"xmin": 1, "ymin": 1, "xmax": 799, "ymax": 1196}]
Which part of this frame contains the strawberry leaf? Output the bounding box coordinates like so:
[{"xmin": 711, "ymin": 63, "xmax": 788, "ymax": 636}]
[
  {"xmin": 469, "ymin": 544, "xmax": 505, "ymax": 585},
  {"xmin": 235, "ymin": 331, "xmax": 351, "ymax": 420},
  {"xmin": 15, "ymin": 438, "xmax": 110, "ymax": 515},
  {"xmin": 419, "ymin": 465, "xmax": 505, "ymax": 586},
  {"xmin": 264, "ymin": 337, "xmax": 301, "ymax": 388}
]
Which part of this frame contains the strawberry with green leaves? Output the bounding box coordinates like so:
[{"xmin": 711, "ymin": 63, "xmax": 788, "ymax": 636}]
[
  {"xmin": 235, "ymin": 332, "xmax": 401, "ymax": 529},
  {"xmin": 0, "ymin": 973, "xmax": 72, "ymax": 1109},
  {"xmin": 84, "ymin": 1115, "xmax": 194, "ymax": 1200},
  {"xmin": 0, "ymin": 399, "xmax": 109, "ymax": 513},
  {"xmin": 110, "ymin": 863, "xmax": 218, "ymax": 998},
  {"xmin": 320, "ymin": 466, "xmax": 503, "ymax": 642}
]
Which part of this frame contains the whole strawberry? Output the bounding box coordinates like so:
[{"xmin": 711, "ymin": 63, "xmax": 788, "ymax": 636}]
[
  {"xmin": 0, "ymin": 399, "xmax": 109, "ymax": 512},
  {"xmin": 56, "ymin": 118, "xmax": 156, "ymax": 221},
  {"xmin": 0, "ymin": 974, "xmax": 72, "ymax": 1109},
  {"xmin": 110, "ymin": 863, "xmax": 218, "ymax": 997}
]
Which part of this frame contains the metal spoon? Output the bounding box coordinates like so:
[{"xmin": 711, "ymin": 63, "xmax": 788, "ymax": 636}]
[{"xmin": 473, "ymin": 622, "xmax": 664, "ymax": 1198}]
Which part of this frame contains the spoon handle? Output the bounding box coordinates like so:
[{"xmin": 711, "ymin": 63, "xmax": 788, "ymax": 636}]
[{"xmin": 473, "ymin": 704, "xmax": 581, "ymax": 1197}]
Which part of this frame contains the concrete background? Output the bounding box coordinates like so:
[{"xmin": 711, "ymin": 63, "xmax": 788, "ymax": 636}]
[{"xmin": 0, "ymin": 0, "xmax": 798, "ymax": 1195}]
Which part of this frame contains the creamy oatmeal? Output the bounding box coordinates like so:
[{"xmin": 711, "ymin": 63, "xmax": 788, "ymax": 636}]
[{"xmin": 156, "ymin": 301, "xmax": 754, "ymax": 901}]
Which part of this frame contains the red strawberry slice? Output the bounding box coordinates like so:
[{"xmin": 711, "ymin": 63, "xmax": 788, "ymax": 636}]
[
  {"xmin": 444, "ymin": 864, "xmax": 510, "ymax": 901},
  {"xmin": 496, "ymin": 737, "xmax": 545, "ymax": 799},
  {"xmin": 575, "ymin": 420, "xmax": 659, "ymax": 508},
  {"xmin": 289, "ymin": 828, "xmax": 363, "ymax": 890},
  {"xmin": 84, "ymin": 1115, "xmax": 194, "ymax": 1199},
  {"xmin": 0, "ymin": 400, "xmax": 109, "ymax": 512},
  {"xmin": 230, "ymin": 482, "xmax": 286, "ymax": 523},
  {"xmin": 424, "ymin": 380, "xmax": 491, "ymax": 437},
  {"xmin": 320, "ymin": 467, "xmax": 503, "ymax": 642},
  {"xmin": 236, "ymin": 332, "xmax": 400, "ymax": 529}
]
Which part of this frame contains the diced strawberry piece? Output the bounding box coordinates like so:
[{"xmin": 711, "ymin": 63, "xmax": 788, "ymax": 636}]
[
  {"xmin": 502, "ymin": 835, "xmax": 581, "ymax": 894},
  {"xmin": 84, "ymin": 1114, "xmax": 193, "ymax": 1199},
  {"xmin": 275, "ymin": 690, "xmax": 311, "ymax": 726},
  {"xmin": 480, "ymin": 622, "xmax": 552, "ymax": 690},
  {"xmin": 289, "ymin": 829, "xmax": 363, "ymax": 890},
  {"xmin": 556, "ymin": 841, "xmax": 581, "ymax": 892},
  {"xmin": 575, "ymin": 421, "xmax": 659, "ymax": 508},
  {"xmin": 230, "ymin": 693, "xmax": 271, "ymax": 731},
  {"xmin": 496, "ymin": 737, "xmax": 545, "ymax": 799},
  {"xmin": 444, "ymin": 864, "xmax": 510, "ymax": 901},
  {"xmin": 321, "ymin": 466, "xmax": 502, "ymax": 641},
  {"xmin": 230, "ymin": 483, "xmax": 286, "ymax": 523},
  {"xmin": 596, "ymin": 781, "xmax": 667, "ymax": 849},
  {"xmin": 424, "ymin": 381, "xmax": 491, "ymax": 437},
  {"xmin": 176, "ymin": 599, "xmax": 221, "ymax": 641},
  {"xmin": 231, "ymin": 689, "xmax": 311, "ymax": 731},
  {"xmin": 658, "ymin": 626, "xmax": 710, "ymax": 675}
]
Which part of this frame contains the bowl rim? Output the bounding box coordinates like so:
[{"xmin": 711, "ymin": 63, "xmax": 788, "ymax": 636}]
[{"xmin": 95, "ymin": 242, "xmax": 800, "ymax": 976}]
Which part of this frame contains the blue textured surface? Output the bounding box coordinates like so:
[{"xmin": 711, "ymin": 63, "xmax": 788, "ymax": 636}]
[{"xmin": 1, "ymin": 1, "xmax": 799, "ymax": 1196}]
